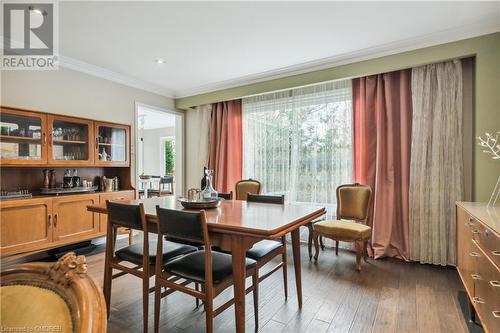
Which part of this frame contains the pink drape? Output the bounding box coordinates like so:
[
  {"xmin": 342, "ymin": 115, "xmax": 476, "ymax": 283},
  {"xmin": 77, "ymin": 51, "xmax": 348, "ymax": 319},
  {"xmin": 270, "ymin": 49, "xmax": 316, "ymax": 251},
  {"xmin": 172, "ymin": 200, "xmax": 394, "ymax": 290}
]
[
  {"xmin": 353, "ymin": 70, "xmax": 412, "ymax": 260},
  {"xmin": 208, "ymin": 100, "xmax": 243, "ymax": 193}
]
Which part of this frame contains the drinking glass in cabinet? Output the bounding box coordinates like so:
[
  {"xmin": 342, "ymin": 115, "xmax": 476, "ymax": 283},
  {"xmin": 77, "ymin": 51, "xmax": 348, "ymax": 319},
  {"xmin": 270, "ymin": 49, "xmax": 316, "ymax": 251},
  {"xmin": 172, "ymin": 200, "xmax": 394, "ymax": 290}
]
[
  {"xmin": 51, "ymin": 120, "xmax": 89, "ymax": 161},
  {"xmin": 0, "ymin": 112, "xmax": 43, "ymax": 160}
]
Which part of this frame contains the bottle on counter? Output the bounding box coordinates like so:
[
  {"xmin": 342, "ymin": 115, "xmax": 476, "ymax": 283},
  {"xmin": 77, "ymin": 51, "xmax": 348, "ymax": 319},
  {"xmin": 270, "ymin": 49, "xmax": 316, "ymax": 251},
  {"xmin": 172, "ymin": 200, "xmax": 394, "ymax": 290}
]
[
  {"xmin": 63, "ymin": 169, "xmax": 73, "ymax": 188},
  {"xmin": 72, "ymin": 169, "xmax": 81, "ymax": 187},
  {"xmin": 201, "ymin": 166, "xmax": 208, "ymax": 190},
  {"xmin": 200, "ymin": 169, "xmax": 218, "ymax": 200},
  {"xmin": 49, "ymin": 169, "xmax": 56, "ymax": 188}
]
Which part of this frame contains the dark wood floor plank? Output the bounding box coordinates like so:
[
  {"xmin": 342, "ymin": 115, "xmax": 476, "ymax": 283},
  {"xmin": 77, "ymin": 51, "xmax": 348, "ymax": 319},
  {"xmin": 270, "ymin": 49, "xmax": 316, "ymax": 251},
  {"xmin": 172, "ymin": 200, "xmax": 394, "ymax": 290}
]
[{"xmin": 78, "ymin": 239, "xmax": 473, "ymax": 333}]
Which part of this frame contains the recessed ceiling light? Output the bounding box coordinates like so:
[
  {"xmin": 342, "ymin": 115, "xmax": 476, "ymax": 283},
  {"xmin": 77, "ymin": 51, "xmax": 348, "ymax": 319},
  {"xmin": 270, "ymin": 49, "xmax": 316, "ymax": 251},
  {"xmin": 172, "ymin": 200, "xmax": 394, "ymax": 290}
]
[
  {"xmin": 29, "ymin": 6, "xmax": 47, "ymax": 16},
  {"xmin": 155, "ymin": 59, "xmax": 165, "ymax": 64}
]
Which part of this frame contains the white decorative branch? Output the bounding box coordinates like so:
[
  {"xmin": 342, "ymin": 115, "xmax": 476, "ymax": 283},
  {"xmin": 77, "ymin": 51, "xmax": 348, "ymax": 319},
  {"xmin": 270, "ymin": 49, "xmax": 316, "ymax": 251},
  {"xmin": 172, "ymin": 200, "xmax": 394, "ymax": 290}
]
[{"xmin": 477, "ymin": 131, "xmax": 500, "ymax": 160}]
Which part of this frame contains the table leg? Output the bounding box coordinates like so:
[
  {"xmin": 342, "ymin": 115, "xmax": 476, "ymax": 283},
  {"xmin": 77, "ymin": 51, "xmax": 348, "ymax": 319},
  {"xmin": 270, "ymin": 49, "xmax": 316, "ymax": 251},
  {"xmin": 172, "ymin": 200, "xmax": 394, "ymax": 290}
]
[
  {"xmin": 291, "ymin": 229, "xmax": 303, "ymax": 308},
  {"xmin": 231, "ymin": 235, "xmax": 247, "ymax": 333}
]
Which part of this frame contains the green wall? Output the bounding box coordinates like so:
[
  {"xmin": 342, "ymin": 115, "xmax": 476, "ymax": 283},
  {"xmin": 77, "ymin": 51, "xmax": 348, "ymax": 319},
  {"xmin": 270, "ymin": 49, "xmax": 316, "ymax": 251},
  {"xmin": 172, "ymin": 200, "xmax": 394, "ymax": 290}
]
[{"xmin": 176, "ymin": 33, "xmax": 500, "ymax": 202}]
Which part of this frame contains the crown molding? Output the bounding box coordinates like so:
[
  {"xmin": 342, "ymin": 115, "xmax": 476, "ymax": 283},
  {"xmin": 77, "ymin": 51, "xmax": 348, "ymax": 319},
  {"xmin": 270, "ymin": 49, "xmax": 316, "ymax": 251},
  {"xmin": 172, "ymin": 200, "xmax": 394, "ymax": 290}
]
[
  {"xmin": 174, "ymin": 15, "xmax": 500, "ymax": 98},
  {"xmin": 59, "ymin": 56, "xmax": 175, "ymax": 98}
]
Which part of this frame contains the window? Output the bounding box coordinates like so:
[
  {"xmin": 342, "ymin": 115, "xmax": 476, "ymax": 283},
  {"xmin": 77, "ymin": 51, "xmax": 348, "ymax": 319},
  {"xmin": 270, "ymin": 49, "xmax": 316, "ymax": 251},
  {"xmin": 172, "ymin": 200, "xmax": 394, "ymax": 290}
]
[{"xmin": 242, "ymin": 80, "xmax": 353, "ymax": 213}]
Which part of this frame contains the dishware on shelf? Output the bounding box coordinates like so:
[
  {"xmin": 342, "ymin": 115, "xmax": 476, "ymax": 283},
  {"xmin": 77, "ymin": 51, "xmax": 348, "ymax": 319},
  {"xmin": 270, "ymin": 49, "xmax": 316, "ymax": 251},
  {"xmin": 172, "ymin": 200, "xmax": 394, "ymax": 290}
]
[
  {"xmin": 0, "ymin": 189, "xmax": 32, "ymax": 200},
  {"xmin": 99, "ymin": 148, "xmax": 108, "ymax": 161}
]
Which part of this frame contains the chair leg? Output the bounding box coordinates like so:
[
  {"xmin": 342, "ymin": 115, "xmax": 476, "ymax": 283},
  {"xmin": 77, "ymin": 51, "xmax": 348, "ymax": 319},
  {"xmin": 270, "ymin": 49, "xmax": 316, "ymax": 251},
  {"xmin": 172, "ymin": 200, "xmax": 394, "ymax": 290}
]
[
  {"xmin": 205, "ymin": 293, "xmax": 214, "ymax": 333},
  {"xmin": 335, "ymin": 240, "xmax": 339, "ymax": 256},
  {"xmin": 281, "ymin": 235, "xmax": 288, "ymax": 299},
  {"xmin": 103, "ymin": 263, "xmax": 112, "ymax": 318},
  {"xmin": 320, "ymin": 236, "xmax": 325, "ymax": 250},
  {"xmin": 363, "ymin": 240, "xmax": 369, "ymax": 262},
  {"xmin": 143, "ymin": 276, "xmax": 149, "ymax": 333},
  {"xmin": 252, "ymin": 272, "xmax": 259, "ymax": 331},
  {"xmin": 195, "ymin": 283, "xmax": 200, "ymax": 308},
  {"xmin": 154, "ymin": 283, "xmax": 162, "ymax": 333},
  {"xmin": 313, "ymin": 231, "xmax": 320, "ymax": 261},
  {"xmin": 307, "ymin": 222, "xmax": 313, "ymax": 260},
  {"xmin": 128, "ymin": 229, "xmax": 133, "ymax": 245},
  {"xmin": 355, "ymin": 241, "xmax": 362, "ymax": 272}
]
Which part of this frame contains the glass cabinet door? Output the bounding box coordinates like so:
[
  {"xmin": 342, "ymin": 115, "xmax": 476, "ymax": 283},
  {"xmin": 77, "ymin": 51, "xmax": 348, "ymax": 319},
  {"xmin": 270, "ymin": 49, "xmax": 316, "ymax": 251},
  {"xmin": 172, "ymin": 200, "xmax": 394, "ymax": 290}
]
[
  {"xmin": 48, "ymin": 115, "xmax": 94, "ymax": 165},
  {"xmin": 95, "ymin": 122, "xmax": 129, "ymax": 166},
  {"xmin": 0, "ymin": 108, "xmax": 47, "ymax": 164}
]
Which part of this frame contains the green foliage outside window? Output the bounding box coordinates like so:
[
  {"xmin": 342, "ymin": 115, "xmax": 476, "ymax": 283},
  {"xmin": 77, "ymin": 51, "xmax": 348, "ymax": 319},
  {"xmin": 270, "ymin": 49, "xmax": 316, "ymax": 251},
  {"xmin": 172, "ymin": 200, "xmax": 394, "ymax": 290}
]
[{"xmin": 165, "ymin": 140, "xmax": 174, "ymax": 175}]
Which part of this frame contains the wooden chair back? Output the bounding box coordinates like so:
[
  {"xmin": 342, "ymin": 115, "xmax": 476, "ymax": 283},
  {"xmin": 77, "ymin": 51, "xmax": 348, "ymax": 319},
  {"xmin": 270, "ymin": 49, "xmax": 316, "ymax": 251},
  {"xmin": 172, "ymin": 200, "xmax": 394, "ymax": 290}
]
[
  {"xmin": 1, "ymin": 252, "xmax": 107, "ymax": 333},
  {"xmin": 235, "ymin": 179, "xmax": 261, "ymax": 200},
  {"xmin": 336, "ymin": 183, "xmax": 372, "ymax": 223},
  {"xmin": 247, "ymin": 193, "xmax": 285, "ymax": 205}
]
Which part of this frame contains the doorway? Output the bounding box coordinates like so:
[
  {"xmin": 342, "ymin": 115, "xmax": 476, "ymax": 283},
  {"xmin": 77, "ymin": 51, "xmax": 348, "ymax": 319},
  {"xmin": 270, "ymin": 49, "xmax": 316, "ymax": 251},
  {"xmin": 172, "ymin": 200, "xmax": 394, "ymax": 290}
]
[{"xmin": 135, "ymin": 103, "xmax": 183, "ymax": 196}]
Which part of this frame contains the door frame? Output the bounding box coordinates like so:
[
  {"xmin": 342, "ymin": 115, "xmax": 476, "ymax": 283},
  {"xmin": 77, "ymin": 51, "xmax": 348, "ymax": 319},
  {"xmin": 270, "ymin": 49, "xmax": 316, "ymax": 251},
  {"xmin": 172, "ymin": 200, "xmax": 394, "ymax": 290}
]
[{"xmin": 134, "ymin": 102, "xmax": 184, "ymax": 196}]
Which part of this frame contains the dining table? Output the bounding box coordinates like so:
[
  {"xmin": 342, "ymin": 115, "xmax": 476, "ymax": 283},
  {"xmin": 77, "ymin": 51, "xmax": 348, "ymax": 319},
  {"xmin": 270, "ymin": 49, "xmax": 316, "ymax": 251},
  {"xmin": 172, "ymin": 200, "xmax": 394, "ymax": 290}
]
[{"xmin": 87, "ymin": 196, "xmax": 326, "ymax": 333}]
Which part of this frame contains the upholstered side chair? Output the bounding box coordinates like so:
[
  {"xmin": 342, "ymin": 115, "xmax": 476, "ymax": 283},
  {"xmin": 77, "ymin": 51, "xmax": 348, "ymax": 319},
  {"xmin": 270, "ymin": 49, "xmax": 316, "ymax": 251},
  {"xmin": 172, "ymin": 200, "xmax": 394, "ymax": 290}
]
[
  {"xmin": 235, "ymin": 178, "xmax": 261, "ymax": 200},
  {"xmin": 313, "ymin": 183, "xmax": 372, "ymax": 271},
  {"xmin": 1, "ymin": 252, "xmax": 107, "ymax": 333}
]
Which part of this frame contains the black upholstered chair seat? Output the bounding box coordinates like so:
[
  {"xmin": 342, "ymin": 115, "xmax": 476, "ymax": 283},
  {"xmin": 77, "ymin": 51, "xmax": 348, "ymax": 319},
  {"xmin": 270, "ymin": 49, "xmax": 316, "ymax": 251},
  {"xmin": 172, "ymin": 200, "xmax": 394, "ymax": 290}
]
[
  {"xmin": 165, "ymin": 251, "xmax": 256, "ymax": 284},
  {"xmin": 245, "ymin": 240, "xmax": 283, "ymax": 260},
  {"xmin": 115, "ymin": 240, "xmax": 197, "ymax": 265}
]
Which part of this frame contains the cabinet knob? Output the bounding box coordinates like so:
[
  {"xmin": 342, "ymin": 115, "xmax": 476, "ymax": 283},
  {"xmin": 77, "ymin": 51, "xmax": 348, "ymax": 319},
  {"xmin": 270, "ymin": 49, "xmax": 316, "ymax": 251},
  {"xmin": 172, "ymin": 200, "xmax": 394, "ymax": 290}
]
[
  {"xmin": 472, "ymin": 297, "xmax": 485, "ymax": 304},
  {"xmin": 54, "ymin": 214, "xmax": 58, "ymax": 227},
  {"xmin": 493, "ymin": 311, "xmax": 500, "ymax": 319},
  {"xmin": 469, "ymin": 252, "xmax": 480, "ymax": 257},
  {"xmin": 490, "ymin": 280, "xmax": 500, "ymax": 288},
  {"xmin": 48, "ymin": 214, "xmax": 52, "ymax": 226},
  {"xmin": 492, "ymin": 251, "xmax": 500, "ymax": 256},
  {"xmin": 471, "ymin": 274, "xmax": 482, "ymax": 280}
]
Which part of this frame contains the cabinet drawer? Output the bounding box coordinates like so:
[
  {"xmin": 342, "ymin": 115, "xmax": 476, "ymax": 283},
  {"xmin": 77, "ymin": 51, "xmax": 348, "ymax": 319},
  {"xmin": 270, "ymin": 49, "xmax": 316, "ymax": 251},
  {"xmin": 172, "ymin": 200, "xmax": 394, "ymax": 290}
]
[
  {"xmin": 475, "ymin": 223, "xmax": 500, "ymax": 269},
  {"xmin": 472, "ymin": 241, "xmax": 500, "ymax": 333},
  {"xmin": 457, "ymin": 206, "xmax": 477, "ymax": 294}
]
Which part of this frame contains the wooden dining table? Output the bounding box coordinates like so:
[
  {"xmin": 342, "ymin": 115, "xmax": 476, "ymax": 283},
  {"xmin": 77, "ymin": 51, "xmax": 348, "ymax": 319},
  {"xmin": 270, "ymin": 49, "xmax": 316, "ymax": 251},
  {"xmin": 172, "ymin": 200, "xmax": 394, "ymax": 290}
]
[{"xmin": 87, "ymin": 196, "xmax": 326, "ymax": 333}]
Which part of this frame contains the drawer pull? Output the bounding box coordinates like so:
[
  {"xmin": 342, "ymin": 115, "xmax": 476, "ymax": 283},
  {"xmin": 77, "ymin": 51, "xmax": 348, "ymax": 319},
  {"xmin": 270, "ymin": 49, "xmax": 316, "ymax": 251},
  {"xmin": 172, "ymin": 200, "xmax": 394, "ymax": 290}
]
[
  {"xmin": 493, "ymin": 311, "xmax": 500, "ymax": 319},
  {"xmin": 472, "ymin": 297, "xmax": 485, "ymax": 304},
  {"xmin": 471, "ymin": 274, "xmax": 482, "ymax": 280},
  {"xmin": 490, "ymin": 281, "xmax": 500, "ymax": 288},
  {"xmin": 469, "ymin": 252, "xmax": 480, "ymax": 257},
  {"xmin": 472, "ymin": 230, "xmax": 480, "ymax": 235},
  {"xmin": 492, "ymin": 251, "xmax": 500, "ymax": 256}
]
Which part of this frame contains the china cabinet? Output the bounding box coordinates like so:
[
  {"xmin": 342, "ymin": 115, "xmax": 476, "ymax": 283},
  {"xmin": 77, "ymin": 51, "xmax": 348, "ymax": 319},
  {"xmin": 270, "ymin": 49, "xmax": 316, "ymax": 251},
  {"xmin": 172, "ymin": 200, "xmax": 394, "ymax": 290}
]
[
  {"xmin": 94, "ymin": 121, "xmax": 129, "ymax": 166},
  {"xmin": 48, "ymin": 114, "xmax": 94, "ymax": 166},
  {"xmin": 0, "ymin": 108, "xmax": 48, "ymax": 165}
]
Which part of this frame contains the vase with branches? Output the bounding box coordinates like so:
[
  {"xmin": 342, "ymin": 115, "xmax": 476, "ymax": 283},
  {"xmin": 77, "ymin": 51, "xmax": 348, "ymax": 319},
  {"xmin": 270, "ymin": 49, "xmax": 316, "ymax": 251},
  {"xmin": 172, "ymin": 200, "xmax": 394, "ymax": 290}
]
[{"xmin": 477, "ymin": 131, "xmax": 500, "ymax": 206}]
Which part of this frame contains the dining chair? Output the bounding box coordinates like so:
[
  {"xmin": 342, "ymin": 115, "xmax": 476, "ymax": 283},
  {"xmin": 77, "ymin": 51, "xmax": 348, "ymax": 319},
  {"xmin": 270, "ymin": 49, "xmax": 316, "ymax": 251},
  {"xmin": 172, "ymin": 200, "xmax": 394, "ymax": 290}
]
[
  {"xmin": 217, "ymin": 191, "xmax": 233, "ymax": 200},
  {"xmin": 245, "ymin": 194, "xmax": 288, "ymax": 299},
  {"xmin": 103, "ymin": 201, "xmax": 198, "ymax": 332},
  {"xmin": 312, "ymin": 183, "xmax": 372, "ymax": 271},
  {"xmin": 149, "ymin": 176, "xmax": 174, "ymax": 197},
  {"xmin": 153, "ymin": 207, "xmax": 259, "ymax": 333},
  {"xmin": 235, "ymin": 178, "xmax": 261, "ymax": 200}
]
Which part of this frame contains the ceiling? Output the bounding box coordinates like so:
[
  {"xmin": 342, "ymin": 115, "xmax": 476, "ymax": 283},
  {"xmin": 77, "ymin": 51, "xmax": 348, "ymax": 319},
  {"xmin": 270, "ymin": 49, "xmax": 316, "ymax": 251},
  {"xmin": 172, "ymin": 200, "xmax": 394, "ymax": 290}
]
[{"xmin": 59, "ymin": 1, "xmax": 500, "ymax": 98}]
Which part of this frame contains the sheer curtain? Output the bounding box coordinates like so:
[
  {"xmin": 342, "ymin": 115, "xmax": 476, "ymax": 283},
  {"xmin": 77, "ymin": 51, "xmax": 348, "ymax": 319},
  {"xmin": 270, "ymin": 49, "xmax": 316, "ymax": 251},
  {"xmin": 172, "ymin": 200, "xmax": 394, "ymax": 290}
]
[
  {"xmin": 242, "ymin": 80, "xmax": 353, "ymax": 215},
  {"xmin": 409, "ymin": 60, "xmax": 463, "ymax": 266}
]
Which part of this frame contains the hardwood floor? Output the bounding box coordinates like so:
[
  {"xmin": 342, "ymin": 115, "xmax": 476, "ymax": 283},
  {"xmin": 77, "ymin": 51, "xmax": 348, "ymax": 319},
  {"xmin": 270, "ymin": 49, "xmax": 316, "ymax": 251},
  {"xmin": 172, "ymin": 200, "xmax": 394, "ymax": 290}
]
[{"xmin": 84, "ymin": 239, "xmax": 481, "ymax": 333}]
